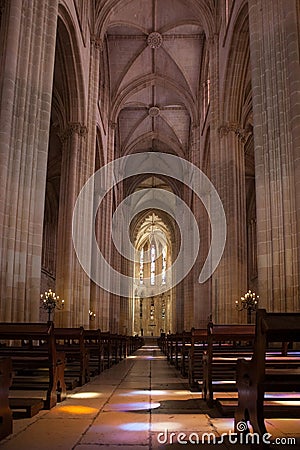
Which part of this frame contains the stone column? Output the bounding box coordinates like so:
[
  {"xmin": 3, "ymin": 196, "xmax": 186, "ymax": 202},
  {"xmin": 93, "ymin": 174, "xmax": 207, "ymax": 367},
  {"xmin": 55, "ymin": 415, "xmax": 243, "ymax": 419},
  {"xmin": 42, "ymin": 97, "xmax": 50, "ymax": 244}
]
[
  {"xmin": 215, "ymin": 124, "xmax": 248, "ymax": 323},
  {"xmin": 190, "ymin": 124, "xmax": 212, "ymax": 328},
  {"xmin": 83, "ymin": 36, "xmax": 104, "ymax": 330},
  {"xmin": 0, "ymin": 0, "xmax": 58, "ymax": 321},
  {"xmin": 56, "ymin": 123, "xmax": 92, "ymax": 327},
  {"xmin": 285, "ymin": 2, "xmax": 300, "ymax": 289},
  {"xmin": 248, "ymin": 0, "xmax": 299, "ymax": 311},
  {"xmin": 98, "ymin": 121, "xmax": 115, "ymax": 331},
  {"xmin": 208, "ymin": 34, "xmax": 248, "ymax": 324}
]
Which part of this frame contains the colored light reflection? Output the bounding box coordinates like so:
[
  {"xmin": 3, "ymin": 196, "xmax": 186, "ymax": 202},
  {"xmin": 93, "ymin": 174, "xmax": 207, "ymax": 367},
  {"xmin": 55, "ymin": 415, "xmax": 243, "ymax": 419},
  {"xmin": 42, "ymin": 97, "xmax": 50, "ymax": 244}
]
[
  {"xmin": 151, "ymin": 421, "xmax": 184, "ymax": 431},
  {"xmin": 127, "ymin": 355, "xmax": 164, "ymax": 360},
  {"xmin": 120, "ymin": 390, "xmax": 168, "ymax": 396},
  {"xmin": 108, "ymin": 401, "xmax": 160, "ymax": 411},
  {"xmin": 69, "ymin": 392, "xmax": 102, "ymax": 399},
  {"xmin": 210, "ymin": 418, "xmax": 234, "ymax": 430},
  {"xmin": 119, "ymin": 389, "xmax": 202, "ymax": 399},
  {"xmin": 265, "ymin": 392, "xmax": 300, "ymax": 398},
  {"xmin": 173, "ymin": 390, "xmax": 199, "ymax": 396},
  {"xmin": 119, "ymin": 422, "xmax": 149, "ymax": 431},
  {"xmin": 269, "ymin": 400, "xmax": 300, "ymax": 406},
  {"xmin": 58, "ymin": 405, "xmax": 98, "ymax": 414}
]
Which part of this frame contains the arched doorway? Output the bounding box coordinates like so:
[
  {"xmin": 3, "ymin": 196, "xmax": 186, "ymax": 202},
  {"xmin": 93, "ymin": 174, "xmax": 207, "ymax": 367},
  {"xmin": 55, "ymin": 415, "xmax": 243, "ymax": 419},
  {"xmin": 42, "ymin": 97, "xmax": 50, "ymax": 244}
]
[
  {"xmin": 125, "ymin": 175, "xmax": 178, "ymax": 336},
  {"xmin": 133, "ymin": 211, "xmax": 173, "ymax": 336}
]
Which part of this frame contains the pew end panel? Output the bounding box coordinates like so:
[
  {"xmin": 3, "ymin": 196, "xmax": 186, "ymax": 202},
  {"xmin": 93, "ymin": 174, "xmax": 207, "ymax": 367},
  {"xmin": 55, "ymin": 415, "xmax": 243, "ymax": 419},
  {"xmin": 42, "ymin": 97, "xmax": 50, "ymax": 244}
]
[
  {"xmin": 235, "ymin": 309, "xmax": 300, "ymax": 437},
  {"xmin": 0, "ymin": 323, "xmax": 67, "ymax": 410},
  {"xmin": 0, "ymin": 357, "xmax": 13, "ymax": 441}
]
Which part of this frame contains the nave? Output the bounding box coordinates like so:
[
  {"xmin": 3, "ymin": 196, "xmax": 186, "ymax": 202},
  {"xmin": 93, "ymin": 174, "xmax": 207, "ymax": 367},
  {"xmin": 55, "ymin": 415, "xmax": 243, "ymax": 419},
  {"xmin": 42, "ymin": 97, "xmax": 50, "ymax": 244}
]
[{"xmin": 1, "ymin": 342, "xmax": 299, "ymax": 450}]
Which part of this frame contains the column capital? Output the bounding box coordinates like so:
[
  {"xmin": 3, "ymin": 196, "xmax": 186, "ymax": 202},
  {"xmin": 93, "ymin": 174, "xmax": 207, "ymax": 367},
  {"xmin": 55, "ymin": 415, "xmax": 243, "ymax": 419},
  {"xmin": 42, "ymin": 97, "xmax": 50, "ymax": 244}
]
[
  {"xmin": 59, "ymin": 122, "xmax": 88, "ymax": 143},
  {"xmin": 207, "ymin": 33, "xmax": 218, "ymax": 46},
  {"xmin": 218, "ymin": 122, "xmax": 252, "ymax": 143},
  {"xmin": 109, "ymin": 121, "xmax": 117, "ymax": 130},
  {"xmin": 90, "ymin": 35, "xmax": 103, "ymax": 51}
]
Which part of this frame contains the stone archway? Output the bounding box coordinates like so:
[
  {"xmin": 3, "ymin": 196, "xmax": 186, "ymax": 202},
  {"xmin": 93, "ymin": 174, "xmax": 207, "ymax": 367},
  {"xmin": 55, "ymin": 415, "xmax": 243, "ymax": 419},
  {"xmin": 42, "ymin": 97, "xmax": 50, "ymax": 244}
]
[{"xmin": 132, "ymin": 210, "xmax": 174, "ymax": 337}]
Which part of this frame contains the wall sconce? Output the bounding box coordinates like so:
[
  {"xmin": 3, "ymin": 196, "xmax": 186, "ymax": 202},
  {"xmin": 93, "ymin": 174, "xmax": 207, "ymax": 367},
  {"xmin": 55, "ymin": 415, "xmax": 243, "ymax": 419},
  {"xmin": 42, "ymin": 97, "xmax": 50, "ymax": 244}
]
[
  {"xmin": 89, "ymin": 310, "xmax": 96, "ymax": 321},
  {"xmin": 40, "ymin": 289, "xmax": 64, "ymax": 322},
  {"xmin": 235, "ymin": 290, "xmax": 259, "ymax": 324}
]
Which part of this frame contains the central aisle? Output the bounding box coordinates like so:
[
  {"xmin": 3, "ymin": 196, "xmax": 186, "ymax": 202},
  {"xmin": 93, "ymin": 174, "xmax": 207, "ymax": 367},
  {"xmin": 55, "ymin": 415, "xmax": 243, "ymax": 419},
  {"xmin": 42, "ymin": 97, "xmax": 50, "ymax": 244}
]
[{"xmin": 1, "ymin": 343, "xmax": 298, "ymax": 449}]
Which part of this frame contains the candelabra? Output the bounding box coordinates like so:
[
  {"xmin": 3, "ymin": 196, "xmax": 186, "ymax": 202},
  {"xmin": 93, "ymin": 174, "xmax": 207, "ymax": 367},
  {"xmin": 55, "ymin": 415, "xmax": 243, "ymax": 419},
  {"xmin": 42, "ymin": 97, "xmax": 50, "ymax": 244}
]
[
  {"xmin": 89, "ymin": 310, "xmax": 96, "ymax": 321},
  {"xmin": 40, "ymin": 289, "xmax": 64, "ymax": 322},
  {"xmin": 235, "ymin": 290, "xmax": 259, "ymax": 324}
]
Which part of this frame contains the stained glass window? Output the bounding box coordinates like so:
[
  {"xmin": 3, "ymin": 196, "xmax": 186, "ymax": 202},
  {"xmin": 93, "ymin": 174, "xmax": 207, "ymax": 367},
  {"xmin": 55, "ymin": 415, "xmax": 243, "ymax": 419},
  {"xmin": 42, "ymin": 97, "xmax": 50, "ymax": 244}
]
[
  {"xmin": 150, "ymin": 244, "xmax": 156, "ymax": 285},
  {"xmin": 139, "ymin": 248, "xmax": 144, "ymax": 285},
  {"xmin": 162, "ymin": 247, "xmax": 167, "ymax": 284}
]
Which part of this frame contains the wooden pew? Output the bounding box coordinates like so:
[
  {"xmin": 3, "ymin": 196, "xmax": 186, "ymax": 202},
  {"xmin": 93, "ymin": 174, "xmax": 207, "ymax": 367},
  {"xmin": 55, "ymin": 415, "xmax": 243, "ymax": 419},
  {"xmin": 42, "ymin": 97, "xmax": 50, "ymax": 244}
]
[
  {"xmin": 174, "ymin": 332, "xmax": 184, "ymax": 370},
  {"xmin": 84, "ymin": 331, "xmax": 139, "ymax": 375},
  {"xmin": 100, "ymin": 331, "xmax": 113, "ymax": 369},
  {"xmin": 0, "ymin": 358, "xmax": 12, "ymax": 441},
  {"xmin": 202, "ymin": 324, "xmax": 255, "ymax": 405},
  {"xmin": 0, "ymin": 322, "xmax": 66, "ymax": 409},
  {"xmin": 83, "ymin": 329, "xmax": 103, "ymax": 375},
  {"xmin": 157, "ymin": 332, "xmax": 166, "ymax": 354},
  {"xmin": 188, "ymin": 328, "xmax": 208, "ymax": 391},
  {"xmin": 129, "ymin": 335, "xmax": 144, "ymax": 353},
  {"xmin": 166, "ymin": 333, "xmax": 176, "ymax": 365},
  {"xmin": 54, "ymin": 327, "xmax": 90, "ymax": 386},
  {"xmin": 235, "ymin": 309, "xmax": 300, "ymax": 436},
  {"xmin": 180, "ymin": 330, "xmax": 192, "ymax": 377},
  {"xmin": 114, "ymin": 334, "xmax": 127, "ymax": 362}
]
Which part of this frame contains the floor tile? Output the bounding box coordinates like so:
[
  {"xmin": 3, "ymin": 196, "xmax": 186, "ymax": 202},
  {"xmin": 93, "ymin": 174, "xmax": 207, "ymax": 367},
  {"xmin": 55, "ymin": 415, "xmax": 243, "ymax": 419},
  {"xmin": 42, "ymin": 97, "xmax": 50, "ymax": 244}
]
[{"xmin": 2, "ymin": 343, "xmax": 300, "ymax": 450}]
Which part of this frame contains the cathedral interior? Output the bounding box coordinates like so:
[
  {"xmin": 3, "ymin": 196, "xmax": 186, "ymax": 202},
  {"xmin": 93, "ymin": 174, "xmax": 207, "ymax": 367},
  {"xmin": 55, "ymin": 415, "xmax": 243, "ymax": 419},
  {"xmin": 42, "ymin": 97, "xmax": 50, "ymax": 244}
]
[{"xmin": 0, "ymin": 0, "xmax": 300, "ymax": 448}]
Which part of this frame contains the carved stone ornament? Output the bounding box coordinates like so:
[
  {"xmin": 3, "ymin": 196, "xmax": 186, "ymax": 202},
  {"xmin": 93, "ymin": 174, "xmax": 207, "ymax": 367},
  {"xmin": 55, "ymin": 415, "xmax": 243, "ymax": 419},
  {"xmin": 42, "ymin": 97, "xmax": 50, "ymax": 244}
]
[
  {"xmin": 109, "ymin": 121, "xmax": 117, "ymax": 130},
  {"xmin": 218, "ymin": 122, "xmax": 252, "ymax": 143},
  {"xmin": 148, "ymin": 106, "xmax": 160, "ymax": 117},
  {"xmin": 59, "ymin": 123, "xmax": 88, "ymax": 143},
  {"xmin": 90, "ymin": 35, "xmax": 103, "ymax": 51},
  {"xmin": 147, "ymin": 32, "xmax": 163, "ymax": 49}
]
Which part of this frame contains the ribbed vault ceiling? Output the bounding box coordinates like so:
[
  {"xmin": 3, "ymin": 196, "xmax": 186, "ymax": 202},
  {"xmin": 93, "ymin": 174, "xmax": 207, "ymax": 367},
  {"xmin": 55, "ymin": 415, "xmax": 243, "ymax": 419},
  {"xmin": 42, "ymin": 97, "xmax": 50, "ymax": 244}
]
[{"xmin": 105, "ymin": 0, "xmax": 206, "ymax": 157}]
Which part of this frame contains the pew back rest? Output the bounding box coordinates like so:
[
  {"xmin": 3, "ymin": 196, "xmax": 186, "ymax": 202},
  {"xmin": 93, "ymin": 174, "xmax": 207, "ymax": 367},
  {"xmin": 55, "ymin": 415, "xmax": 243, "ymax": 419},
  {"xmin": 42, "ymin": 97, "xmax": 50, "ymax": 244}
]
[
  {"xmin": 208, "ymin": 324, "xmax": 255, "ymax": 341},
  {"xmin": 0, "ymin": 322, "xmax": 56, "ymax": 360},
  {"xmin": 0, "ymin": 322, "xmax": 53, "ymax": 339},
  {"xmin": 83, "ymin": 329, "xmax": 102, "ymax": 344},
  {"xmin": 253, "ymin": 309, "xmax": 300, "ymax": 373},
  {"xmin": 190, "ymin": 328, "xmax": 207, "ymax": 351},
  {"xmin": 260, "ymin": 310, "xmax": 300, "ymax": 343},
  {"xmin": 202, "ymin": 324, "xmax": 255, "ymax": 377},
  {"xmin": 182, "ymin": 331, "xmax": 192, "ymax": 343},
  {"xmin": 54, "ymin": 327, "xmax": 85, "ymax": 350}
]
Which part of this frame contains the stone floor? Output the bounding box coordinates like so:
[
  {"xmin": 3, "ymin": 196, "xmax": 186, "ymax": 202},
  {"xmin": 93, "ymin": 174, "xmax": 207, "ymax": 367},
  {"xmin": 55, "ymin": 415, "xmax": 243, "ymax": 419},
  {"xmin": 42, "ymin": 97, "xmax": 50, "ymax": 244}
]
[{"xmin": 1, "ymin": 342, "xmax": 300, "ymax": 449}]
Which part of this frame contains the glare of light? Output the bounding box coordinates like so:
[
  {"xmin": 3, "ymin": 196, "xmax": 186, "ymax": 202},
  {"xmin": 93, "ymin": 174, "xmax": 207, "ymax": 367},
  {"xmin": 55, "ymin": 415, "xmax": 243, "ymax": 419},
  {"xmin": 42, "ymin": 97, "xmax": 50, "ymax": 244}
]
[
  {"xmin": 265, "ymin": 392, "xmax": 300, "ymax": 398},
  {"xmin": 69, "ymin": 392, "xmax": 102, "ymax": 399},
  {"xmin": 268, "ymin": 400, "xmax": 300, "ymax": 406},
  {"xmin": 119, "ymin": 422, "xmax": 149, "ymax": 431},
  {"xmin": 108, "ymin": 402, "xmax": 160, "ymax": 411},
  {"xmin": 173, "ymin": 390, "xmax": 198, "ymax": 396},
  {"xmin": 151, "ymin": 421, "xmax": 184, "ymax": 431},
  {"xmin": 120, "ymin": 390, "xmax": 168, "ymax": 396},
  {"xmin": 211, "ymin": 418, "xmax": 234, "ymax": 429},
  {"xmin": 58, "ymin": 405, "xmax": 98, "ymax": 414},
  {"xmin": 127, "ymin": 355, "xmax": 164, "ymax": 360}
]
